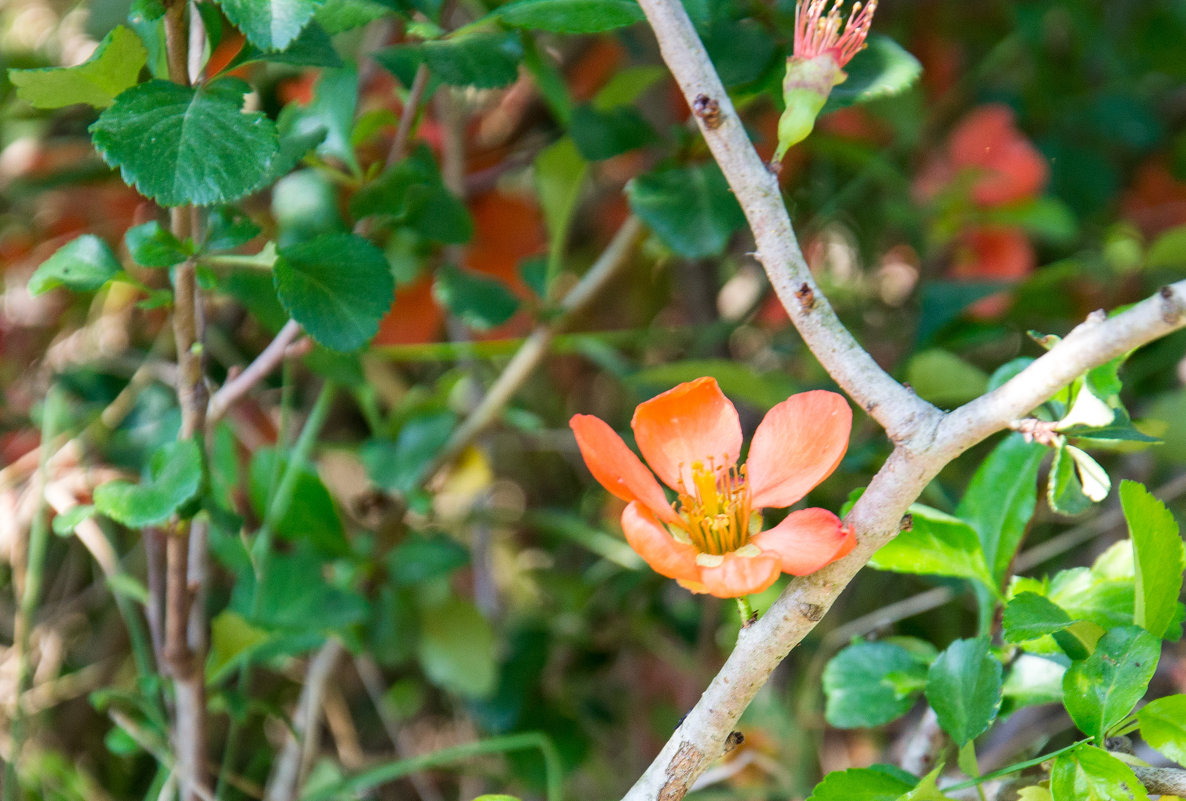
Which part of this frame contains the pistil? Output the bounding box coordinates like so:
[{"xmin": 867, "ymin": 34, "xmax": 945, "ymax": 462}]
[{"xmin": 676, "ymin": 460, "xmax": 753, "ymax": 555}]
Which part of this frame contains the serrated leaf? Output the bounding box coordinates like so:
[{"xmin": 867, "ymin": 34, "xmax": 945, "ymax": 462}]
[
  {"xmin": 494, "ymin": 0, "xmax": 645, "ymax": 32},
  {"xmin": 93, "ymin": 439, "xmax": 203, "ymax": 528},
  {"xmin": 273, "ymin": 233, "xmax": 394, "ymax": 351},
  {"xmin": 1136, "ymin": 695, "xmax": 1186, "ymax": 766},
  {"xmin": 1051, "ymin": 744, "xmax": 1149, "ymax": 801},
  {"xmin": 90, "ymin": 79, "xmax": 279, "ymax": 206},
  {"xmin": 433, "ymin": 264, "xmax": 519, "ymax": 330},
  {"xmin": 349, "ymin": 148, "xmax": 472, "ymax": 243},
  {"xmin": 925, "ymin": 637, "xmax": 1003, "ymax": 745},
  {"xmin": 1004, "ymin": 592, "xmax": 1075, "ymax": 643},
  {"xmin": 958, "ymin": 433, "xmax": 1046, "ymax": 582},
  {"xmin": 416, "ymin": 598, "xmax": 496, "ymax": 698},
  {"xmin": 1063, "ymin": 625, "xmax": 1159, "ymax": 742},
  {"xmin": 823, "ymin": 35, "xmax": 921, "ymax": 113},
  {"xmin": 203, "ymin": 206, "xmax": 262, "ymax": 252},
  {"xmin": 823, "ymin": 642, "xmax": 927, "ymax": 728},
  {"xmin": 869, "ymin": 505, "xmax": 997, "ymax": 591},
  {"xmin": 10, "ymin": 26, "xmax": 146, "ymax": 109},
  {"xmin": 28, "ymin": 235, "xmax": 122, "ymax": 295},
  {"xmin": 228, "ymin": 21, "xmax": 343, "ymax": 68},
  {"xmin": 218, "ymin": 0, "xmax": 324, "ymax": 51},
  {"xmin": 806, "ymin": 765, "xmax": 918, "ymax": 801},
  {"xmin": 626, "ymin": 162, "xmax": 746, "ymax": 259},
  {"xmin": 1121, "ymin": 481, "xmax": 1185, "ymax": 640},
  {"xmin": 274, "ymin": 67, "xmax": 358, "ymax": 173},
  {"xmin": 125, "ymin": 221, "xmax": 190, "ymax": 267}
]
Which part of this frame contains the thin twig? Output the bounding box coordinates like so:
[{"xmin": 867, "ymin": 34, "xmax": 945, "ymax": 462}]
[
  {"xmin": 420, "ymin": 216, "xmax": 644, "ymax": 482},
  {"xmin": 207, "ymin": 319, "xmax": 303, "ymax": 423},
  {"xmin": 389, "ymin": 64, "xmax": 431, "ymax": 164}
]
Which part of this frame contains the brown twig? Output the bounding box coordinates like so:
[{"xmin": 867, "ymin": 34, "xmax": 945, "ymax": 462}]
[
  {"xmin": 389, "ymin": 64, "xmax": 431, "ymax": 164},
  {"xmin": 207, "ymin": 319, "xmax": 304, "ymax": 423}
]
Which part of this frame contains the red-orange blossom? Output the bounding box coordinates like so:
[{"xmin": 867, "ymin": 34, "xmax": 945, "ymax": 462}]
[{"xmin": 570, "ymin": 378, "xmax": 856, "ymax": 598}]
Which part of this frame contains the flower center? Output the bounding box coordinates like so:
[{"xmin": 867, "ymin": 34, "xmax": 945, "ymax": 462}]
[{"xmin": 674, "ymin": 458, "xmax": 757, "ymax": 555}]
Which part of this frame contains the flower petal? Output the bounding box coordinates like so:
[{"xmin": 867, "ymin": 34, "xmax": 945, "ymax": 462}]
[
  {"xmin": 621, "ymin": 502, "xmax": 701, "ymax": 583},
  {"xmin": 570, "ymin": 414, "xmax": 678, "ymax": 523},
  {"xmin": 697, "ymin": 551, "xmax": 781, "ymax": 598},
  {"xmin": 751, "ymin": 508, "xmax": 856, "ymax": 575},
  {"xmin": 747, "ymin": 390, "xmax": 851, "ymax": 509},
  {"xmin": 631, "ymin": 377, "xmax": 742, "ymax": 492}
]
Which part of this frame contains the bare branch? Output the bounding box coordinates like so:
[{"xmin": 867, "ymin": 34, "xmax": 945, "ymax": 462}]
[
  {"xmin": 207, "ymin": 319, "xmax": 304, "ymax": 423},
  {"xmin": 634, "ymin": 0, "xmax": 940, "ymax": 444}
]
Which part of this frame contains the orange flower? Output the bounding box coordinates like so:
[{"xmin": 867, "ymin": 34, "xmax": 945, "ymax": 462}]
[{"xmin": 570, "ymin": 378, "xmax": 856, "ymax": 598}]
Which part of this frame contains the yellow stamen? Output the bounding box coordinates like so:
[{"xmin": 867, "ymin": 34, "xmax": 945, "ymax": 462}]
[{"xmin": 674, "ymin": 460, "xmax": 753, "ymax": 555}]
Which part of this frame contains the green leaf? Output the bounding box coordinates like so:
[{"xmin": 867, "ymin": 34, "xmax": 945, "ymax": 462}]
[
  {"xmin": 898, "ymin": 766, "xmax": 959, "ymax": 801},
  {"xmin": 248, "ymin": 448, "xmax": 348, "ymax": 557},
  {"xmin": 534, "ymin": 137, "xmax": 587, "ymax": 290},
  {"xmin": 208, "ymin": 610, "xmax": 271, "ymax": 680},
  {"xmin": 957, "ymin": 433, "xmax": 1046, "ymax": 582},
  {"xmin": 925, "ymin": 637, "xmax": 1002, "ymax": 745},
  {"xmin": 629, "ymin": 360, "xmax": 797, "ymax": 410},
  {"xmin": 387, "ymin": 535, "xmax": 470, "ymax": 586},
  {"xmin": 1068, "ymin": 446, "xmax": 1111, "ymax": 502},
  {"xmin": 125, "ymin": 221, "xmax": 190, "ymax": 268},
  {"xmin": 273, "ymin": 232, "xmax": 394, "ymax": 351},
  {"xmin": 232, "ymin": 545, "xmax": 368, "ymax": 631},
  {"xmin": 869, "ymin": 505, "xmax": 997, "ymax": 591},
  {"xmin": 93, "ymin": 440, "xmax": 203, "ymax": 528},
  {"xmin": 1004, "ymin": 592, "xmax": 1075, "ymax": 643},
  {"xmin": 228, "ymin": 22, "xmax": 344, "ymax": 68},
  {"xmin": 1050, "ymin": 744, "xmax": 1149, "ymax": 801},
  {"xmin": 1063, "ymin": 625, "xmax": 1160, "ymax": 741},
  {"xmin": 350, "ymin": 148, "xmax": 473, "ymax": 243},
  {"xmin": 52, "ymin": 505, "xmax": 97, "ymax": 536},
  {"xmin": 28, "ymin": 235, "xmax": 121, "ymax": 295},
  {"xmin": 360, "ymin": 412, "xmax": 457, "ymax": 495},
  {"xmin": 570, "ymin": 104, "xmax": 656, "ymax": 161},
  {"xmin": 823, "ymin": 642, "xmax": 927, "ymax": 728},
  {"xmin": 1121, "ymin": 481, "xmax": 1186, "ymax": 640},
  {"xmin": 203, "ymin": 206, "xmax": 262, "ymax": 252},
  {"xmin": 10, "ymin": 26, "xmax": 146, "ymax": 109},
  {"xmin": 1053, "ymin": 621, "xmax": 1107, "ymax": 661},
  {"xmin": 904, "ymin": 350, "xmax": 989, "ymax": 407},
  {"xmin": 806, "ymin": 765, "xmax": 918, "ymax": 801},
  {"xmin": 433, "ymin": 264, "xmax": 519, "ymax": 330},
  {"xmin": 1048, "ymin": 443, "xmax": 1095, "ymax": 516},
  {"xmin": 416, "ymin": 598, "xmax": 496, "ymax": 698},
  {"xmin": 275, "ymin": 67, "xmax": 359, "ymax": 174},
  {"xmin": 315, "ymin": 0, "xmax": 396, "ymax": 33},
  {"xmin": 217, "ymin": 0, "xmax": 324, "ymax": 51},
  {"xmin": 493, "ymin": 0, "xmax": 645, "ymax": 32},
  {"xmin": 1136, "ymin": 694, "xmax": 1186, "ymax": 766},
  {"xmin": 626, "ymin": 162, "xmax": 746, "ymax": 259},
  {"xmin": 823, "ymin": 35, "xmax": 922, "ymax": 113},
  {"xmin": 90, "ymin": 79, "xmax": 279, "ymax": 206},
  {"xmin": 385, "ymin": 33, "xmax": 523, "ymax": 89}
]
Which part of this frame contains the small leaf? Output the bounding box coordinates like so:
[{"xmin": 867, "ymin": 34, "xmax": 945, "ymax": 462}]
[
  {"xmin": 925, "ymin": 637, "xmax": 1003, "ymax": 745},
  {"xmin": 904, "ymin": 350, "xmax": 989, "ymax": 407},
  {"xmin": 231, "ymin": 545, "xmax": 368, "ymax": 632},
  {"xmin": 10, "ymin": 26, "xmax": 146, "ymax": 109},
  {"xmin": 494, "ymin": 0, "xmax": 645, "ymax": 32},
  {"xmin": 52, "ymin": 505, "xmax": 96, "ymax": 536},
  {"xmin": 217, "ymin": 0, "xmax": 324, "ymax": 51},
  {"xmin": 823, "ymin": 642, "xmax": 927, "ymax": 728},
  {"xmin": 417, "ymin": 598, "xmax": 496, "ymax": 698},
  {"xmin": 433, "ymin": 264, "xmax": 519, "ymax": 330},
  {"xmin": 1048, "ymin": 442, "xmax": 1094, "ymax": 516},
  {"xmin": 1003, "ymin": 592, "xmax": 1075, "ymax": 643},
  {"xmin": 1136, "ymin": 694, "xmax": 1186, "ymax": 766},
  {"xmin": 1067, "ymin": 446, "xmax": 1110, "ymax": 502},
  {"xmin": 1063, "ymin": 625, "xmax": 1160, "ymax": 741},
  {"xmin": 360, "ymin": 412, "xmax": 457, "ymax": 495},
  {"xmin": 228, "ymin": 22, "xmax": 344, "ymax": 68},
  {"xmin": 125, "ymin": 221, "xmax": 190, "ymax": 268},
  {"xmin": 1050, "ymin": 744, "xmax": 1149, "ymax": 801},
  {"xmin": 28, "ymin": 235, "xmax": 121, "ymax": 295},
  {"xmin": 203, "ymin": 206, "xmax": 262, "ymax": 252},
  {"xmin": 806, "ymin": 765, "xmax": 917, "ymax": 801},
  {"xmin": 823, "ymin": 35, "xmax": 922, "ymax": 112},
  {"xmin": 349, "ymin": 148, "xmax": 473, "ymax": 243},
  {"xmin": 387, "ymin": 535, "xmax": 470, "ymax": 586},
  {"xmin": 1147, "ymin": 224, "xmax": 1186, "ymax": 269},
  {"xmin": 570, "ymin": 104, "xmax": 656, "ymax": 161},
  {"xmin": 273, "ymin": 232, "xmax": 394, "ymax": 351},
  {"xmin": 90, "ymin": 79, "xmax": 279, "ymax": 206},
  {"xmin": 1001, "ymin": 654, "xmax": 1065, "ymax": 709},
  {"xmin": 869, "ymin": 505, "xmax": 997, "ymax": 591},
  {"xmin": 626, "ymin": 162, "xmax": 746, "ymax": 259},
  {"xmin": 898, "ymin": 766, "xmax": 959, "ymax": 801},
  {"xmin": 93, "ymin": 439, "xmax": 203, "ymax": 528},
  {"xmin": 1121, "ymin": 481, "xmax": 1186, "ymax": 640}
]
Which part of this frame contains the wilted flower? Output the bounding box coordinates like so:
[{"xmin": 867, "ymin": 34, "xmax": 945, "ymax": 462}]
[
  {"xmin": 774, "ymin": 0, "xmax": 878, "ymax": 163},
  {"xmin": 570, "ymin": 378, "xmax": 856, "ymax": 598}
]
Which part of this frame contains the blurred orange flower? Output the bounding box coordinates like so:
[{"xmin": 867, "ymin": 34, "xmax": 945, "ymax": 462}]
[{"xmin": 570, "ymin": 378, "xmax": 855, "ymax": 598}]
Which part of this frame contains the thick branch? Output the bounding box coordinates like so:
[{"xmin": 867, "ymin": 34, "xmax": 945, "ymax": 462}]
[{"xmin": 634, "ymin": 0, "xmax": 939, "ymax": 444}]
